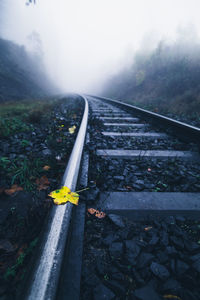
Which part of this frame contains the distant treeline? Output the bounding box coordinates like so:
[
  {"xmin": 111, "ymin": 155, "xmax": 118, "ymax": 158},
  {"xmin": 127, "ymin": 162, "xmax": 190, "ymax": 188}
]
[
  {"xmin": 102, "ymin": 40, "xmax": 200, "ymax": 116},
  {"xmin": 0, "ymin": 38, "xmax": 56, "ymax": 101}
]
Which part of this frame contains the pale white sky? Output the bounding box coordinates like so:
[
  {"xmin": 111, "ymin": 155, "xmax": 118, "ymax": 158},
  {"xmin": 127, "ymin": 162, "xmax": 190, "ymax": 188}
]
[{"xmin": 2, "ymin": 0, "xmax": 200, "ymax": 92}]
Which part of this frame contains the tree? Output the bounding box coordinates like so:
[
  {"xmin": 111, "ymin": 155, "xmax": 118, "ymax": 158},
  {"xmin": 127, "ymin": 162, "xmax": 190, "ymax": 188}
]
[{"xmin": 26, "ymin": 0, "xmax": 36, "ymax": 5}]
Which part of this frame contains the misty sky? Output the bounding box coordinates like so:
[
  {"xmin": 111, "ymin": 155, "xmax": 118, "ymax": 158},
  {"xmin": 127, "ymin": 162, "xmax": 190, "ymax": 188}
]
[{"xmin": 1, "ymin": 0, "xmax": 200, "ymax": 93}]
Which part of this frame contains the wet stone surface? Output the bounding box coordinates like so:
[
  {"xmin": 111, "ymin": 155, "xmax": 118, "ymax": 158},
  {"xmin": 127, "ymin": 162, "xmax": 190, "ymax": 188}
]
[
  {"xmin": 103, "ymin": 124, "xmax": 154, "ymax": 133},
  {"xmin": 81, "ymin": 213, "xmax": 200, "ymax": 300},
  {"xmin": 88, "ymin": 134, "xmax": 198, "ymax": 151},
  {"xmin": 89, "ymin": 157, "xmax": 200, "ymax": 192}
]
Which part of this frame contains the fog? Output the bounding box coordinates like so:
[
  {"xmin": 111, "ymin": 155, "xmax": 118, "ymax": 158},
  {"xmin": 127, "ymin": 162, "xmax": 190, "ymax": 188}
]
[{"xmin": 1, "ymin": 0, "xmax": 200, "ymax": 93}]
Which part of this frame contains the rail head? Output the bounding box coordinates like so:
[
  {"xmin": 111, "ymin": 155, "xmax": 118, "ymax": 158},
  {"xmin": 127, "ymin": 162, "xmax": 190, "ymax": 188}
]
[
  {"xmin": 89, "ymin": 94, "xmax": 200, "ymax": 145},
  {"xmin": 25, "ymin": 95, "xmax": 88, "ymax": 300}
]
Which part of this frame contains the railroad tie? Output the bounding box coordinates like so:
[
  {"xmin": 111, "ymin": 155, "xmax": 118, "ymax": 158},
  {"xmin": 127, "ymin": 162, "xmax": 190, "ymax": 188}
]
[
  {"xmin": 103, "ymin": 123, "xmax": 147, "ymax": 127},
  {"xmin": 102, "ymin": 132, "xmax": 168, "ymax": 138},
  {"xmin": 96, "ymin": 149, "xmax": 200, "ymax": 160},
  {"xmin": 93, "ymin": 113, "xmax": 132, "ymax": 117},
  {"xmin": 96, "ymin": 192, "xmax": 200, "ymax": 219},
  {"xmin": 99, "ymin": 117, "xmax": 140, "ymax": 121}
]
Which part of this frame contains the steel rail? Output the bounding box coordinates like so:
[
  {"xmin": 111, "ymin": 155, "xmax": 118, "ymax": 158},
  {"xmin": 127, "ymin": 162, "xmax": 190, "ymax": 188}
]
[
  {"xmin": 89, "ymin": 95, "xmax": 200, "ymax": 145},
  {"xmin": 25, "ymin": 96, "xmax": 88, "ymax": 300}
]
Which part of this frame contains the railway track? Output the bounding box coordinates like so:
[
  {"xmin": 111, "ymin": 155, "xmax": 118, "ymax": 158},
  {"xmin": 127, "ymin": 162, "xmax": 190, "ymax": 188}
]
[{"xmin": 23, "ymin": 95, "xmax": 200, "ymax": 300}]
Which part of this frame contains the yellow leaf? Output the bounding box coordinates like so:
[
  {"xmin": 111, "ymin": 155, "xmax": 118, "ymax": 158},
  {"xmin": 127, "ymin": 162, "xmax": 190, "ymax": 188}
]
[
  {"xmin": 68, "ymin": 125, "xmax": 76, "ymax": 134},
  {"xmin": 49, "ymin": 186, "xmax": 79, "ymax": 205}
]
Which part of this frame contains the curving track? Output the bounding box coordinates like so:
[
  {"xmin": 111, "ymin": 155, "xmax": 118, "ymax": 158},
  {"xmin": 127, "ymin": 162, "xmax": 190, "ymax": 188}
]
[{"xmin": 23, "ymin": 95, "xmax": 200, "ymax": 300}]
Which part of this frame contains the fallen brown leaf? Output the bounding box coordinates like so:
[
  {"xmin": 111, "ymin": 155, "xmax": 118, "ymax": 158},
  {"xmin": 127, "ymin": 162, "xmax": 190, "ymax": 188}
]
[
  {"xmin": 36, "ymin": 176, "xmax": 50, "ymax": 191},
  {"xmin": 87, "ymin": 208, "xmax": 106, "ymax": 219},
  {"xmin": 124, "ymin": 185, "xmax": 133, "ymax": 190},
  {"xmin": 87, "ymin": 208, "xmax": 96, "ymax": 215},
  {"xmin": 144, "ymin": 226, "xmax": 153, "ymax": 231},
  {"xmin": 43, "ymin": 165, "xmax": 51, "ymax": 171},
  {"xmin": 4, "ymin": 185, "xmax": 23, "ymax": 196}
]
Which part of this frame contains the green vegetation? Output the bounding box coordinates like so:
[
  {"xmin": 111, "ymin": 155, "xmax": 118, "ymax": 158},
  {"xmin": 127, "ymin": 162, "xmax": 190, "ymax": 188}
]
[
  {"xmin": 0, "ymin": 98, "xmax": 57, "ymax": 137},
  {"xmin": 1, "ymin": 156, "xmax": 48, "ymax": 190},
  {"xmin": 4, "ymin": 238, "xmax": 38, "ymax": 280},
  {"xmin": 103, "ymin": 39, "xmax": 200, "ymax": 124},
  {"xmin": 0, "ymin": 97, "xmax": 83, "ymax": 191},
  {"xmin": 0, "ymin": 98, "xmax": 59, "ymax": 190},
  {"xmin": 10, "ymin": 158, "xmax": 44, "ymax": 190}
]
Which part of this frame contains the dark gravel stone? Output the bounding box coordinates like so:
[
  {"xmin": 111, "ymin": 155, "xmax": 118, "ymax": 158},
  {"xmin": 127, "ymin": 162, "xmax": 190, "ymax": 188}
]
[
  {"xmin": 192, "ymin": 259, "xmax": 200, "ymax": 273},
  {"xmin": 132, "ymin": 268, "xmax": 145, "ymax": 284},
  {"xmin": 164, "ymin": 216, "xmax": 176, "ymax": 224},
  {"xmin": 42, "ymin": 148, "xmax": 52, "ymax": 155},
  {"xmin": 104, "ymin": 280, "xmax": 126, "ymax": 296},
  {"xmin": 150, "ymin": 262, "xmax": 170, "ymax": 280},
  {"xmin": 166, "ymin": 246, "xmax": 177, "ymax": 256},
  {"xmin": 135, "ymin": 180, "xmax": 145, "ymax": 186},
  {"xmin": 84, "ymin": 273, "xmax": 100, "ymax": 287},
  {"xmin": 132, "ymin": 184, "xmax": 143, "ymax": 190},
  {"xmin": 108, "ymin": 214, "xmax": 125, "ymax": 228},
  {"xmin": 82, "ymin": 266, "xmax": 100, "ymax": 287},
  {"xmin": 156, "ymin": 251, "xmax": 169, "ymax": 264},
  {"xmin": 176, "ymin": 216, "xmax": 186, "ymax": 222},
  {"xmin": 134, "ymin": 282, "xmax": 162, "ymax": 300},
  {"xmin": 190, "ymin": 253, "xmax": 200, "ymax": 262},
  {"xmin": 125, "ymin": 240, "xmax": 140, "ymax": 264},
  {"xmin": 176, "ymin": 259, "xmax": 190, "ymax": 275},
  {"xmin": 137, "ymin": 252, "xmax": 155, "ymax": 269},
  {"xmin": 102, "ymin": 233, "xmax": 119, "ymax": 246},
  {"xmin": 93, "ymin": 284, "xmax": 115, "ymax": 300},
  {"xmin": 109, "ymin": 242, "xmax": 123, "ymax": 259},
  {"xmin": 180, "ymin": 289, "xmax": 200, "ymax": 300},
  {"xmin": 160, "ymin": 231, "xmax": 169, "ymax": 246},
  {"xmin": 109, "ymin": 267, "xmax": 125, "ymax": 282},
  {"xmin": 96, "ymin": 259, "xmax": 108, "ymax": 276},
  {"xmin": 113, "ymin": 176, "xmax": 124, "ymax": 181},
  {"xmin": 114, "ymin": 261, "xmax": 132, "ymax": 274},
  {"xmin": 161, "ymin": 278, "xmax": 182, "ymax": 293},
  {"xmin": 184, "ymin": 240, "xmax": 200, "ymax": 253},
  {"xmin": 149, "ymin": 235, "xmax": 159, "ymax": 246},
  {"xmin": 170, "ymin": 236, "xmax": 184, "ymax": 249},
  {"xmin": 118, "ymin": 229, "xmax": 129, "ymax": 240}
]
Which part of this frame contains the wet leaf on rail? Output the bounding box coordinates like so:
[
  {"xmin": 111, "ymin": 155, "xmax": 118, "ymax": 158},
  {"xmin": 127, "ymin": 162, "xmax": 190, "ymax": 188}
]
[
  {"xmin": 68, "ymin": 125, "xmax": 76, "ymax": 134},
  {"xmin": 49, "ymin": 186, "xmax": 79, "ymax": 205}
]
